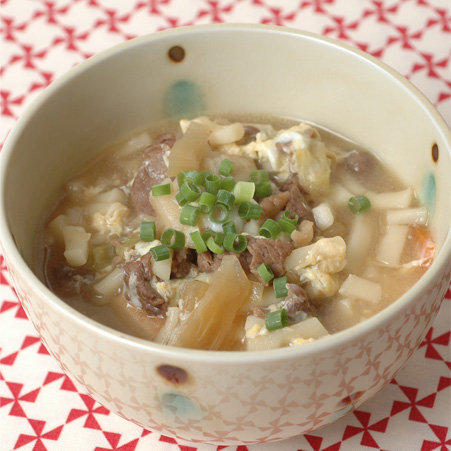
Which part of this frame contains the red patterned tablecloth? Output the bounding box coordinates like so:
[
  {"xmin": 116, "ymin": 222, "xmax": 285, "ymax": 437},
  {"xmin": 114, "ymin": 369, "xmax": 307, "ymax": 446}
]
[{"xmin": 1, "ymin": 1, "xmax": 450, "ymax": 450}]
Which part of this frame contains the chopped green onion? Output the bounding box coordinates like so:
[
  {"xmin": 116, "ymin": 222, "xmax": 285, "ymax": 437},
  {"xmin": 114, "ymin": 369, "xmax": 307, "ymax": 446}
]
[
  {"xmin": 209, "ymin": 203, "xmax": 230, "ymax": 224},
  {"xmin": 150, "ymin": 244, "xmax": 170, "ymax": 261},
  {"xmin": 216, "ymin": 189, "xmax": 235, "ymax": 210},
  {"xmin": 348, "ymin": 196, "xmax": 371, "ymax": 214},
  {"xmin": 175, "ymin": 190, "xmax": 188, "ymax": 206},
  {"xmin": 257, "ymin": 262, "xmax": 274, "ymax": 283},
  {"xmin": 222, "ymin": 220, "xmax": 237, "ymax": 235},
  {"xmin": 152, "ymin": 182, "xmax": 171, "ymax": 196},
  {"xmin": 205, "ymin": 174, "xmax": 220, "ymax": 194},
  {"xmin": 180, "ymin": 180, "xmax": 202, "ymax": 202},
  {"xmin": 249, "ymin": 170, "xmax": 269, "ymax": 184},
  {"xmin": 220, "ymin": 176, "xmax": 236, "ymax": 192},
  {"xmin": 259, "ymin": 218, "xmax": 282, "ymax": 239},
  {"xmin": 177, "ymin": 171, "xmax": 186, "ymax": 188},
  {"xmin": 206, "ymin": 236, "xmax": 224, "ymax": 254},
  {"xmin": 238, "ymin": 202, "xmax": 263, "ymax": 220},
  {"xmin": 281, "ymin": 210, "xmax": 299, "ymax": 225},
  {"xmin": 273, "ymin": 276, "xmax": 288, "ymax": 298},
  {"xmin": 180, "ymin": 205, "xmax": 200, "ymax": 225},
  {"xmin": 184, "ymin": 170, "xmax": 204, "ymax": 186},
  {"xmin": 278, "ymin": 219, "xmax": 296, "ymax": 235},
  {"xmin": 202, "ymin": 230, "xmax": 224, "ymax": 246},
  {"xmin": 161, "ymin": 228, "xmax": 186, "ymax": 250},
  {"xmin": 223, "ymin": 233, "xmax": 248, "ymax": 253},
  {"xmin": 219, "ymin": 158, "xmax": 235, "ymax": 176},
  {"xmin": 233, "ymin": 181, "xmax": 255, "ymax": 204},
  {"xmin": 140, "ymin": 221, "xmax": 156, "ymax": 241},
  {"xmin": 265, "ymin": 308, "xmax": 288, "ymax": 331},
  {"xmin": 198, "ymin": 192, "xmax": 216, "ymax": 213},
  {"xmin": 190, "ymin": 231, "xmax": 208, "ymax": 253},
  {"xmin": 254, "ymin": 181, "xmax": 272, "ymax": 198}
]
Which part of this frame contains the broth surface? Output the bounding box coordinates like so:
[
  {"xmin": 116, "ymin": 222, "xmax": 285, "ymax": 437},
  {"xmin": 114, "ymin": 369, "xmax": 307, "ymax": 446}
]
[{"xmin": 36, "ymin": 115, "xmax": 433, "ymax": 350}]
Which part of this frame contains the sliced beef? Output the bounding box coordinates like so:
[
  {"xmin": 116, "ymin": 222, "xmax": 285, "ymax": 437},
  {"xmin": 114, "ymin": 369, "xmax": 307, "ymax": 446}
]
[
  {"xmin": 283, "ymin": 283, "xmax": 315, "ymax": 322},
  {"xmin": 340, "ymin": 149, "xmax": 378, "ymax": 176},
  {"xmin": 259, "ymin": 190, "xmax": 290, "ymax": 220},
  {"xmin": 122, "ymin": 253, "xmax": 166, "ymax": 316},
  {"xmin": 171, "ymin": 248, "xmax": 196, "ymax": 279},
  {"xmin": 246, "ymin": 236, "xmax": 293, "ymax": 282},
  {"xmin": 277, "ymin": 174, "xmax": 313, "ymax": 223},
  {"xmin": 130, "ymin": 133, "xmax": 176, "ymax": 216}
]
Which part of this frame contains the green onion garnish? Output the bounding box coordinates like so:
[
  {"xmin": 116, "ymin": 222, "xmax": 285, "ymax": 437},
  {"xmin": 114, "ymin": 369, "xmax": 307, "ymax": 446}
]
[
  {"xmin": 180, "ymin": 180, "xmax": 202, "ymax": 202},
  {"xmin": 219, "ymin": 158, "xmax": 235, "ymax": 176},
  {"xmin": 238, "ymin": 202, "xmax": 263, "ymax": 220},
  {"xmin": 190, "ymin": 230, "xmax": 208, "ymax": 253},
  {"xmin": 348, "ymin": 196, "xmax": 371, "ymax": 214},
  {"xmin": 206, "ymin": 236, "xmax": 224, "ymax": 254},
  {"xmin": 232, "ymin": 181, "xmax": 255, "ymax": 204},
  {"xmin": 150, "ymin": 244, "xmax": 171, "ymax": 261},
  {"xmin": 198, "ymin": 192, "xmax": 216, "ymax": 213},
  {"xmin": 180, "ymin": 205, "xmax": 200, "ymax": 225},
  {"xmin": 222, "ymin": 220, "xmax": 237, "ymax": 235},
  {"xmin": 259, "ymin": 218, "xmax": 282, "ymax": 239},
  {"xmin": 220, "ymin": 176, "xmax": 236, "ymax": 192},
  {"xmin": 254, "ymin": 181, "xmax": 272, "ymax": 198},
  {"xmin": 273, "ymin": 276, "xmax": 288, "ymax": 298},
  {"xmin": 175, "ymin": 190, "xmax": 188, "ymax": 206},
  {"xmin": 249, "ymin": 170, "xmax": 269, "ymax": 184},
  {"xmin": 151, "ymin": 182, "xmax": 171, "ymax": 196},
  {"xmin": 184, "ymin": 169, "xmax": 204, "ymax": 186},
  {"xmin": 140, "ymin": 221, "xmax": 156, "ymax": 241},
  {"xmin": 216, "ymin": 189, "xmax": 235, "ymax": 210},
  {"xmin": 265, "ymin": 308, "xmax": 288, "ymax": 331},
  {"xmin": 223, "ymin": 233, "xmax": 248, "ymax": 253},
  {"xmin": 161, "ymin": 228, "xmax": 186, "ymax": 250},
  {"xmin": 209, "ymin": 203, "xmax": 230, "ymax": 224},
  {"xmin": 281, "ymin": 210, "xmax": 299, "ymax": 225},
  {"xmin": 205, "ymin": 174, "xmax": 220, "ymax": 194},
  {"xmin": 177, "ymin": 171, "xmax": 186, "ymax": 188},
  {"xmin": 257, "ymin": 262, "xmax": 274, "ymax": 283},
  {"xmin": 278, "ymin": 219, "xmax": 296, "ymax": 235},
  {"xmin": 203, "ymin": 230, "xmax": 224, "ymax": 246}
]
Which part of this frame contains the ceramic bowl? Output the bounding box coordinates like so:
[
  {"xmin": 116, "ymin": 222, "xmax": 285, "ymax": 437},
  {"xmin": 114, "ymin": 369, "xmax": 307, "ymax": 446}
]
[{"xmin": 1, "ymin": 24, "xmax": 450, "ymax": 445}]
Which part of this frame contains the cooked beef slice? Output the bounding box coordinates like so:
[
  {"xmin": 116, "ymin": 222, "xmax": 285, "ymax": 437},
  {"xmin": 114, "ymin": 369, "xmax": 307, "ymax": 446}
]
[
  {"xmin": 171, "ymin": 248, "xmax": 196, "ymax": 279},
  {"xmin": 283, "ymin": 283, "xmax": 316, "ymax": 322},
  {"xmin": 130, "ymin": 134, "xmax": 176, "ymax": 216},
  {"xmin": 122, "ymin": 253, "xmax": 166, "ymax": 316},
  {"xmin": 277, "ymin": 174, "xmax": 313, "ymax": 223},
  {"xmin": 259, "ymin": 191, "xmax": 290, "ymax": 220}
]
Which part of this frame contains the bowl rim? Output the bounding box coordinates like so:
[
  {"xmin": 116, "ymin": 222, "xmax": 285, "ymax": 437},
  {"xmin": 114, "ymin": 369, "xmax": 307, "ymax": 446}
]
[{"xmin": 1, "ymin": 23, "xmax": 451, "ymax": 365}]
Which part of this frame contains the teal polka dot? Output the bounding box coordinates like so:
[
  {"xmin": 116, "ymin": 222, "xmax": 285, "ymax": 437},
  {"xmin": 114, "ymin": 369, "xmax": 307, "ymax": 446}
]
[
  {"xmin": 421, "ymin": 172, "xmax": 436, "ymax": 216},
  {"xmin": 163, "ymin": 80, "xmax": 205, "ymax": 118}
]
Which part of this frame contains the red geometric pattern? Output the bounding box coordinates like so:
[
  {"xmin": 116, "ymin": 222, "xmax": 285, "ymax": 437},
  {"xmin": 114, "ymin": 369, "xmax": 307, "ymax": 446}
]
[{"xmin": 1, "ymin": 0, "xmax": 450, "ymax": 450}]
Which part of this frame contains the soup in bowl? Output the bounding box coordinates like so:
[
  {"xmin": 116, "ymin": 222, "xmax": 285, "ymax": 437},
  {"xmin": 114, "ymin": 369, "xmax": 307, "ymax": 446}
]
[{"xmin": 1, "ymin": 24, "xmax": 450, "ymax": 444}]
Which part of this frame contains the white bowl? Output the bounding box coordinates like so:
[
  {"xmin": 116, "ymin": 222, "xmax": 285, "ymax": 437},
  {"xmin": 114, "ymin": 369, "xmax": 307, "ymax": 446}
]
[{"xmin": 1, "ymin": 24, "xmax": 450, "ymax": 445}]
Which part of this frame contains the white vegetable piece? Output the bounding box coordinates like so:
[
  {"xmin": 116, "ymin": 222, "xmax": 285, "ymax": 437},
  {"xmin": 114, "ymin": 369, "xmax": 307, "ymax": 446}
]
[
  {"xmin": 209, "ymin": 123, "xmax": 245, "ymax": 146},
  {"xmin": 119, "ymin": 132, "xmax": 152, "ymax": 155},
  {"xmin": 376, "ymin": 224, "xmax": 409, "ymax": 266},
  {"xmin": 48, "ymin": 214, "xmax": 69, "ymax": 244},
  {"xmin": 345, "ymin": 214, "xmax": 373, "ymax": 273},
  {"xmin": 151, "ymin": 251, "xmax": 173, "ymax": 281},
  {"xmin": 339, "ymin": 274, "xmax": 382, "ymax": 303},
  {"xmin": 386, "ymin": 206, "xmax": 428, "ymax": 226},
  {"xmin": 63, "ymin": 225, "xmax": 91, "ymax": 267},
  {"xmin": 93, "ymin": 267, "xmax": 123, "ymax": 300},
  {"xmin": 155, "ymin": 307, "xmax": 180, "ymax": 345},
  {"xmin": 367, "ymin": 188, "xmax": 413, "ymax": 209},
  {"xmin": 245, "ymin": 317, "xmax": 329, "ymax": 351},
  {"xmin": 93, "ymin": 188, "xmax": 127, "ymax": 204},
  {"xmin": 312, "ymin": 202, "xmax": 334, "ymax": 231}
]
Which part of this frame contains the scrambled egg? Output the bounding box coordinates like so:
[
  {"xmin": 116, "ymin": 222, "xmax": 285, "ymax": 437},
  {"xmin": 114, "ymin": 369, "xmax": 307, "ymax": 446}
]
[{"xmin": 91, "ymin": 202, "xmax": 129, "ymax": 236}]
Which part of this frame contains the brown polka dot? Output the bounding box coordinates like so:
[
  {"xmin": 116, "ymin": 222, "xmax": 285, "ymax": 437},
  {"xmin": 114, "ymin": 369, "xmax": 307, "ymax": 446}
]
[
  {"xmin": 168, "ymin": 45, "xmax": 185, "ymax": 63},
  {"xmin": 339, "ymin": 391, "xmax": 365, "ymax": 407},
  {"xmin": 157, "ymin": 364, "xmax": 188, "ymax": 384},
  {"xmin": 432, "ymin": 143, "xmax": 439, "ymax": 163}
]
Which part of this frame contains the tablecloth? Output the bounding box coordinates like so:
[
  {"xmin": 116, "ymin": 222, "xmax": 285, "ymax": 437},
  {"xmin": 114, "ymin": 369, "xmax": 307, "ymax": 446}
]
[{"xmin": 1, "ymin": 1, "xmax": 450, "ymax": 450}]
